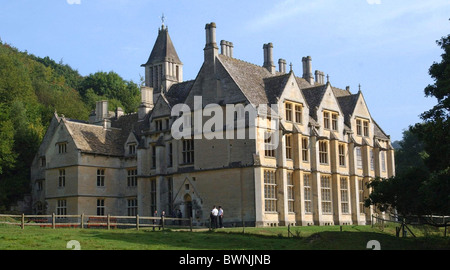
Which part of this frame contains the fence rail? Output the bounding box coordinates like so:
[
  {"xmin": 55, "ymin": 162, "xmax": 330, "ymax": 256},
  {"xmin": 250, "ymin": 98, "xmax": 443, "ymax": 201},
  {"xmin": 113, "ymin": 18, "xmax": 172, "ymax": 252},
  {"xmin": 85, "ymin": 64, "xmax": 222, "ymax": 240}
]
[
  {"xmin": 0, "ymin": 213, "xmax": 193, "ymax": 231},
  {"xmin": 372, "ymin": 214, "xmax": 449, "ymax": 237}
]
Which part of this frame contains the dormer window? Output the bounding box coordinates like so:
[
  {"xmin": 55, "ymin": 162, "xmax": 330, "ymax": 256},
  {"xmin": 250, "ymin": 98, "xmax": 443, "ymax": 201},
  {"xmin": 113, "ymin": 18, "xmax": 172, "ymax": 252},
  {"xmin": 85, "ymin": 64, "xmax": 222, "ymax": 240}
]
[
  {"xmin": 40, "ymin": 156, "xmax": 46, "ymax": 167},
  {"xmin": 323, "ymin": 110, "xmax": 338, "ymax": 131},
  {"xmin": 128, "ymin": 144, "xmax": 136, "ymax": 155},
  {"xmin": 57, "ymin": 143, "xmax": 67, "ymax": 154},
  {"xmin": 285, "ymin": 103, "xmax": 292, "ymax": 121},
  {"xmin": 356, "ymin": 118, "xmax": 369, "ymax": 137},
  {"xmin": 285, "ymin": 101, "xmax": 303, "ymax": 124},
  {"xmin": 155, "ymin": 120, "xmax": 163, "ymax": 131}
]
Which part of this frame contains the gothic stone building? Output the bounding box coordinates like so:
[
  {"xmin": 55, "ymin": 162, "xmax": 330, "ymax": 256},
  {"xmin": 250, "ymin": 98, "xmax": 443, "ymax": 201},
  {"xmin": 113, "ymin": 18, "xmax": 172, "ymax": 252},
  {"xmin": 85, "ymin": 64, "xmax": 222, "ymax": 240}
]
[{"xmin": 30, "ymin": 22, "xmax": 395, "ymax": 227}]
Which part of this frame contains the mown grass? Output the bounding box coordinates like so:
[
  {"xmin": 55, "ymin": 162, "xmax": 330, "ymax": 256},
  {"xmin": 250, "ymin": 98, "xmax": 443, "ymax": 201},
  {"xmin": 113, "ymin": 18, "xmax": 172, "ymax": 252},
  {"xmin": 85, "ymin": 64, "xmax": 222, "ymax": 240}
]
[{"xmin": 0, "ymin": 223, "xmax": 448, "ymax": 250}]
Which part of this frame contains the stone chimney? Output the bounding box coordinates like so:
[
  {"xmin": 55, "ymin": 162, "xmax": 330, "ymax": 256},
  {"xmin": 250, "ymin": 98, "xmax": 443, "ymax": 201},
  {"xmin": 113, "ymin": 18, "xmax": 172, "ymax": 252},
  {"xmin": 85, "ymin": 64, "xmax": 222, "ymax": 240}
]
[
  {"xmin": 115, "ymin": 107, "xmax": 124, "ymax": 119},
  {"xmin": 263, "ymin": 43, "xmax": 276, "ymax": 74},
  {"xmin": 204, "ymin": 22, "xmax": 218, "ymax": 64},
  {"xmin": 278, "ymin": 59, "xmax": 287, "ymax": 74},
  {"xmin": 95, "ymin": 100, "xmax": 108, "ymax": 123},
  {"xmin": 302, "ymin": 56, "xmax": 314, "ymax": 85},
  {"xmin": 220, "ymin": 40, "xmax": 234, "ymax": 58},
  {"xmin": 138, "ymin": 86, "xmax": 154, "ymax": 120},
  {"xmin": 315, "ymin": 70, "xmax": 325, "ymax": 84}
]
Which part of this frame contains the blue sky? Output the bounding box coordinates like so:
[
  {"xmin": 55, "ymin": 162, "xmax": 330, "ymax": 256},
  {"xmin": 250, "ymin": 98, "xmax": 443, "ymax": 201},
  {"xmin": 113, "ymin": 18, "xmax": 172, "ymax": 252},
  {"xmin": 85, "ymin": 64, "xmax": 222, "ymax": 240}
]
[{"xmin": 1, "ymin": 0, "xmax": 449, "ymax": 142}]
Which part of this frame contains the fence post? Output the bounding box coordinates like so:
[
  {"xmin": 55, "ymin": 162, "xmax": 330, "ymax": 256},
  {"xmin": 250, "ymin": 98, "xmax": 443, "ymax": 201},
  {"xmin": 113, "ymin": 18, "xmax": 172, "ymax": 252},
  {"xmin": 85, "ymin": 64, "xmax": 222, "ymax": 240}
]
[
  {"xmin": 52, "ymin": 213, "xmax": 55, "ymax": 229},
  {"xmin": 81, "ymin": 214, "xmax": 84, "ymax": 229},
  {"xmin": 107, "ymin": 214, "xmax": 111, "ymax": 230},
  {"xmin": 21, "ymin": 213, "xmax": 24, "ymax": 229},
  {"xmin": 162, "ymin": 216, "xmax": 165, "ymax": 230},
  {"xmin": 136, "ymin": 215, "xmax": 139, "ymax": 231},
  {"xmin": 189, "ymin": 217, "xmax": 193, "ymax": 232}
]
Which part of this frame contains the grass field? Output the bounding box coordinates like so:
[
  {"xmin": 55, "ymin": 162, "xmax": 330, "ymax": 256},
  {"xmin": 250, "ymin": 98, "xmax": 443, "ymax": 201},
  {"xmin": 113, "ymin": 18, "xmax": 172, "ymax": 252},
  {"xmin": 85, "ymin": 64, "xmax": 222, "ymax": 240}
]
[{"xmin": 0, "ymin": 223, "xmax": 448, "ymax": 250}]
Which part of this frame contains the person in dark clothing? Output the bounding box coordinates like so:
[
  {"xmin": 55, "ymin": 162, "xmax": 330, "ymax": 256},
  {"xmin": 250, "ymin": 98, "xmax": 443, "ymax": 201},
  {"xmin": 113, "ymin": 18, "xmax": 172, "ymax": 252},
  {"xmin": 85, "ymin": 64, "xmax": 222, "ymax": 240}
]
[
  {"xmin": 152, "ymin": 210, "xmax": 158, "ymax": 231},
  {"xmin": 159, "ymin": 210, "xmax": 165, "ymax": 230},
  {"xmin": 177, "ymin": 209, "xmax": 182, "ymax": 226}
]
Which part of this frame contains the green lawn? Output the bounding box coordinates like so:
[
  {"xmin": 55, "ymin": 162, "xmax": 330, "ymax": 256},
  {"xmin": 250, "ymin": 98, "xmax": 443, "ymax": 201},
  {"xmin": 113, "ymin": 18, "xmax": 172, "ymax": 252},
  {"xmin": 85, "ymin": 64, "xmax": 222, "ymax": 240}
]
[{"xmin": 0, "ymin": 224, "xmax": 448, "ymax": 250}]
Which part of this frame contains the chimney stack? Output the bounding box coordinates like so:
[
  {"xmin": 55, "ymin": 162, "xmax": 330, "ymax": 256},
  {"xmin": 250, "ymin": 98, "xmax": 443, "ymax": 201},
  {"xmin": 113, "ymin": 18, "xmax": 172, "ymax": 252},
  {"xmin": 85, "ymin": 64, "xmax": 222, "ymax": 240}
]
[
  {"xmin": 263, "ymin": 43, "xmax": 276, "ymax": 74},
  {"xmin": 278, "ymin": 59, "xmax": 287, "ymax": 74},
  {"xmin": 138, "ymin": 86, "xmax": 154, "ymax": 120},
  {"xmin": 315, "ymin": 70, "xmax": 325, "ymax": 84},
  {"xmin": 115, "ymin": 107, "xmax": 124, "ymax": 119},
  {"xmin": 204, "ymin": 22, "xmax": 218, "ymax": 63},
  {"xmin": 95, "ymin": 100, "xmax": 108, "ymax": 123},
  {"xmin": 220, "ymin": 40, "xmax": 234, "ymax": 58},
  {"xmin": 302, "ymin": 56, "xmax": 314, "ymax": 85}
]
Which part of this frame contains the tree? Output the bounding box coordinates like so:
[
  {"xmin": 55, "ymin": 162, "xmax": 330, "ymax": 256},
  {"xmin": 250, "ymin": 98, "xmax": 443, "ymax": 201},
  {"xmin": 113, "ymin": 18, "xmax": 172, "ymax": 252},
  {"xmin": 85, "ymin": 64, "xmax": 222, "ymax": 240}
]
[
  {"xmin": 366, "ymin": 30, "xmax": 450, "ymax": 218},
  {"xmin": 79, "ymin": 71, "xmax": 140, "ymax": 113}
]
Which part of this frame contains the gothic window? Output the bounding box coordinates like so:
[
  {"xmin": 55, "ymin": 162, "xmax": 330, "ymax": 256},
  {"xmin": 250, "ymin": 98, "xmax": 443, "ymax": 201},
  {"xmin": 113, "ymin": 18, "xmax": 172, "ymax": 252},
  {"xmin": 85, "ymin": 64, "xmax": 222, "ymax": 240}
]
[
  {"xmin": 304, "ymin": 174, "xmax": 312, "ymax": 214},
  {"xmin": 97, "ymin": 199, "xmax": 105, "ymax": 216},
  {"xmin": 182, "ymin": 139, "xmax": 194, "ymax": 164},
  {"xmin": 339, "ymin": 144, "xmax": 346, "ymax": 167},
  {"xmin": 340, "ymin": 177, "xmax": 349, "ymax": 214},
  {"xmin": 264, "ymin": 170, "xmax": 277, "ymax": 212},
  {"xmin": 127, "ymin": 199, "xmax": 138, "ymax": 216},
  {"xmin": 127, "ymin": 169, "xmax": 137, "ymax": 187},
  {"xmin": 285, "ymin": 134, "xmax": 292, "ymax": 160},
  {"xmin": 97, "ymin": 169, "xmax": 105, "ymax": 187},
  {"xmin": 319, "ymin": 141, "xmax": 328, "ymax": 164},
  {"xmin": 58, "ymin": 169, "xmax": 65, "ymax": 188},
  {"xmin": 295, "ymin": 105, "xmax": 302, "ymax": 124},
  {"xmin": 57, "ymin": 200, "xmax": 67, "ymax": 216},
  {"xmin": 321, "ymin": 175, "xmax": 332, "ymax": 214},
  {"xmin": 287, "ymin": 172, "xmax": 294, "ymax": 213},
  {"xmin": 302, "ymin": 137, "xmax": 309, "ymax": 162}
]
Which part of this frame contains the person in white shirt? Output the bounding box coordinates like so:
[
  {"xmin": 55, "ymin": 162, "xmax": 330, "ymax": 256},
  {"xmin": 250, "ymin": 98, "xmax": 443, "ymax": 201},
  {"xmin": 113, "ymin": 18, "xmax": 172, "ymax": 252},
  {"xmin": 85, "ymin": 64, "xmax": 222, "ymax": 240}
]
[
  {"xmin": 211, "ymin": 206, "xmax": 218, "ymax": 229},
  {"xmin": 218, "ymin": 206, "xmax": 224, "ymax": 228}
]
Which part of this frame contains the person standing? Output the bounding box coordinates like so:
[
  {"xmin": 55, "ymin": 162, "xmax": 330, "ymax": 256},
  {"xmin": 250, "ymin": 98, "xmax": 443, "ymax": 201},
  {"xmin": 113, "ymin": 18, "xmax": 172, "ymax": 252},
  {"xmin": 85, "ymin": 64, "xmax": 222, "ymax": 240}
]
[
  {"xmin": 160, "ymin": 210, "xmax": 165, "ymax": 230},
  {"xmin": 218, "ymin": 206, "xmax": 224, "ymax": 228},
  {"xmin": 152, "ymin": 210, "xmax": 158, "ymax": 231},
  {"xmin": 211, "ymin": 206, "xmax": 218, "ymax": 229}
]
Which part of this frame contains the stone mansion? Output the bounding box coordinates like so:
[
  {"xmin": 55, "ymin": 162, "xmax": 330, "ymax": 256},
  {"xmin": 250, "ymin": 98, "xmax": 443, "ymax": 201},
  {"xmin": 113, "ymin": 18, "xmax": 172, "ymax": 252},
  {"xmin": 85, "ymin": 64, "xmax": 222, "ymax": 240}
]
[{"xmin": 30, "ymin": 22, "xmax": 395, "ymax": 227}]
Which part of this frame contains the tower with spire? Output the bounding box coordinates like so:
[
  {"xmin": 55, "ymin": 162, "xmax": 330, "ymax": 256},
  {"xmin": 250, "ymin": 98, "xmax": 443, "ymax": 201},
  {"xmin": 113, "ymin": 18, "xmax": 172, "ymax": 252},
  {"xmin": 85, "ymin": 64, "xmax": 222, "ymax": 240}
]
[{"xmin": 141, "ymin": 18, "xmax": 183, "ymax": 102}]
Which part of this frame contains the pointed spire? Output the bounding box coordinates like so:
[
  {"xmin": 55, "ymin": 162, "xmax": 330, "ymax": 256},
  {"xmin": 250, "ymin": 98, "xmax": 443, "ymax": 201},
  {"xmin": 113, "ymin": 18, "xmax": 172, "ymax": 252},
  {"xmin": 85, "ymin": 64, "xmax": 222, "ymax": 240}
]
[{"xmin": 289, "ymin": 62, "xmax": 293, "ymax": 72}]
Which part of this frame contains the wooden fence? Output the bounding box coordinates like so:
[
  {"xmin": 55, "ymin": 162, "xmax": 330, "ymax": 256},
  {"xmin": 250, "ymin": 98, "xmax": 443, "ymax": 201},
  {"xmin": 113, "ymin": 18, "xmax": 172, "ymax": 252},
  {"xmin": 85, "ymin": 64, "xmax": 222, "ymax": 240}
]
[
  {"xmin": 0, "ymin": 213, "xmax": 193, "ymax": 231},
  {"xmin": 372, "ymin": 214, "xmax": 449, "ymax": 237}
]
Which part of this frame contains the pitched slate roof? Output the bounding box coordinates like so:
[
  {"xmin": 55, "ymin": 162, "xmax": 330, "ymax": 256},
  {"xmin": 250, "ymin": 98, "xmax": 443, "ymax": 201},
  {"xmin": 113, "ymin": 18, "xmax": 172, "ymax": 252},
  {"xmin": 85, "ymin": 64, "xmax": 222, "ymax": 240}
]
[
  {"xmin": 301, "ymin": 84, "xmax": 328, "ymax": 119},
  {"xmin": 218, "ymin": 55, "xmax": 273, "ymax": 105},
  {"xmin": 142, "ymin": 26, "xmax": 182, "ymax": 66},
  {"xmin": 336, "ymin": 94, "xmax": 359, "ymax": 125},
  {"xmin": 63, "ymin": 113, "xmax": 138, "ymax": 157},
  {"xmin": 263, "ymin": 73, "xmax": 291, "ymax": 104},
  {"xmin": 165, "ymin": 80, "xmax": 195, "ymax": 107}
]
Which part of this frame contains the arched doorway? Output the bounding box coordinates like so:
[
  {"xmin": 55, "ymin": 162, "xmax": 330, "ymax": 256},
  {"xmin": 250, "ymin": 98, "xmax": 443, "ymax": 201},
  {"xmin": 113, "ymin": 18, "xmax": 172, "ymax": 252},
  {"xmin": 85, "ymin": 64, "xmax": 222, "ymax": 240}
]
[{"xmin": 184, "ymin": 194, "xmax": 193, "ymax": 218}]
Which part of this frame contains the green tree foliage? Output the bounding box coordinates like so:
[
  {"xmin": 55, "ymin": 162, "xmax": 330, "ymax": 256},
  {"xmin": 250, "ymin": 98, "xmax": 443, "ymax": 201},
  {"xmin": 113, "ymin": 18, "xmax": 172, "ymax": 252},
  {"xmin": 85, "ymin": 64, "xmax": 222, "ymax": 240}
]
[
  {"xmin": 394, "ymin": 128, "xmax": 428, "ymax": 176},
  {"xmin": 366, "ymin": 31, "xmax": 450, "ymax": 218},
  {"xmin": 80, "ymin": 71, "xmax": 140, "ymax": 114},
  {"xmin": 0, "ymin": 40, "xmax": 141, "ymax": 210},
  {"xmin": 0, "ymin": 42, "xmax": 90, "ymax": 210}
]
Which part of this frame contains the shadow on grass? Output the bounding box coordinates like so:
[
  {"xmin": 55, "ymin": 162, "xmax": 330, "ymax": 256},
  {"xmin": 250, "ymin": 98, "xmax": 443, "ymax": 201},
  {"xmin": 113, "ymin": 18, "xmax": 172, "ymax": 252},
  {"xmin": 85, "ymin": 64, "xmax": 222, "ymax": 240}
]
[{"xmin": 84, "ymin": 229, "xmax": 450, "ymax": 250}]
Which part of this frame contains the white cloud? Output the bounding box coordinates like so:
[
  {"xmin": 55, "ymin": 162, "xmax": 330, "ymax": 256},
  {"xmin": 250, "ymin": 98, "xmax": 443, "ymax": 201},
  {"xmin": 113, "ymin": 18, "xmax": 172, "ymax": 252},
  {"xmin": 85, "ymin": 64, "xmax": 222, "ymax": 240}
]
[{"xmin": 67, "ymin": 0, "xmax": 81, "ymax": 4}]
